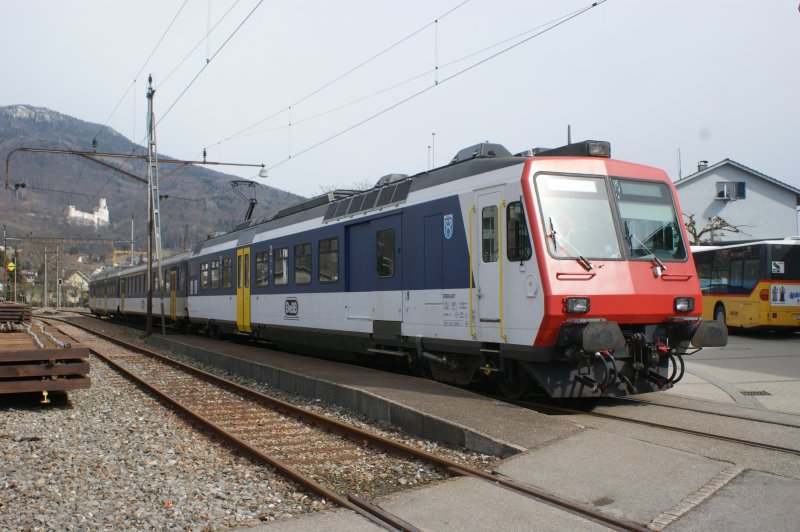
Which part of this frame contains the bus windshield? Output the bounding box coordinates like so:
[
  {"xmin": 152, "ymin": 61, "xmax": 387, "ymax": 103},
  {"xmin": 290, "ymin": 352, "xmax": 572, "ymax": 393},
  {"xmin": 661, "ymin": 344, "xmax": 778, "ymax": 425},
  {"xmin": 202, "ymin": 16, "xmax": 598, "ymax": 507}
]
[
  {"xmin": 612, "ymin": 179, "xmax": 687, "ymax": 262},
  {"xmin": 536, "ymin": 174, "xmax": 622, "ymax": 260}
]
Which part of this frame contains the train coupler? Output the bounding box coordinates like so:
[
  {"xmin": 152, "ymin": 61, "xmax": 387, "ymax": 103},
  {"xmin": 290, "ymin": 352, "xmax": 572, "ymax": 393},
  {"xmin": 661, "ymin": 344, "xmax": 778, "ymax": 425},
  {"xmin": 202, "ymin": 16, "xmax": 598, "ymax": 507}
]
[
  {"xmin": 646, "ymin": 370, "xmax": 671, "ymax": 389},
  {"xmin": 574, "ymin": 374, "xmax": 600, "ymax": 393}
]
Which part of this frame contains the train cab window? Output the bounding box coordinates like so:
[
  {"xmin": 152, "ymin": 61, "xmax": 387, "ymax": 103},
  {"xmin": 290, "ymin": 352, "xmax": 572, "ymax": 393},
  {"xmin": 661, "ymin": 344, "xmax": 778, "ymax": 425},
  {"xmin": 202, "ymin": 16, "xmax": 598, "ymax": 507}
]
[
  {"xmin": 222, "ymin": 257, "xmax": 232, "ymax": 289},
  {"xmin": 319, "ymin": 237, "xmax": 339, "ymax": 283},
  {"xmin": 200, "ymin": 262, "xmax": 209, "ymax": 290},
  {"xmin": 481, "ymin": 206, "xmax": 499, "ymax": 263},
  {"xmin": 210, "ymin": 260, "xmax": 220, "ymax": 289},
  {"xmin": 274, "ymin": 247, "xmax": 289, "ymax": 285},
  {"xmin": 255, "ymin": 251, "xmax": 269, "ymax": 287},
  {"xmin": 507, "ymin": 202, "xmax": 532, "ymax": 261},
  {"xmin": 376, "ymin": 229, "xmax": 395, "ymax": 277},
  {"xmin": 294, "ymin": 243, "xmax": 312, "ymax": 284},
  {"xmin": 613, "ymin": 179, "xmax": 687, "ymax": 262},
  {"xmin": 537, "ymin": 174, "xmax": 621, "ymax": 260}
]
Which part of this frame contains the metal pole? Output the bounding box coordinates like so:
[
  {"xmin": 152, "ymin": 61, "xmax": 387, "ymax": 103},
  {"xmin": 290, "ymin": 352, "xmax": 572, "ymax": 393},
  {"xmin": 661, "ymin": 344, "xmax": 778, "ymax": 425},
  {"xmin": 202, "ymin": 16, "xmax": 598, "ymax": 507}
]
[
  {"xmin": 56, "ymin": 244, "xmax": 60, "ymax": 310},
  {"xmin": 13, "ymin": 246, "xmax": 17, "ymax": 303},
  {"xmin": 131, "ymin": 216, "xmax": 135, "ymax": 266},
  {"xmin": 146, "ymin": 75, "xmax": 166, "ymax": 335},
  {"xmin": 44, "ymin": 246, "xmax": 48, "ymax": 308},
  {"xmin": 2, "ymin": 224, "xmax": 6, "ymax": 301}
]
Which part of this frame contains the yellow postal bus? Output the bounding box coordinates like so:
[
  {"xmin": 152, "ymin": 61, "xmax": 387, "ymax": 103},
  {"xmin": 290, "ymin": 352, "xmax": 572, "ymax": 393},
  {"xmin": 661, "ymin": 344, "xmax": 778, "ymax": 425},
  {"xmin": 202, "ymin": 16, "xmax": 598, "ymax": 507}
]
[{"xmin": 692, "ymin": 238, "xmax": 800, "ymax": 329}]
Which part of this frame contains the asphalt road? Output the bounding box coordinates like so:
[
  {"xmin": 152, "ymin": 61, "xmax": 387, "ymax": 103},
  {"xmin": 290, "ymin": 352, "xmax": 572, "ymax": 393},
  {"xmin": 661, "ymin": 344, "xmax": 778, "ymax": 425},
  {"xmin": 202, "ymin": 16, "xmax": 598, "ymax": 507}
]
[{"xmin": 667, "ymin": 330, "xmax": 800, "ymax": 413}]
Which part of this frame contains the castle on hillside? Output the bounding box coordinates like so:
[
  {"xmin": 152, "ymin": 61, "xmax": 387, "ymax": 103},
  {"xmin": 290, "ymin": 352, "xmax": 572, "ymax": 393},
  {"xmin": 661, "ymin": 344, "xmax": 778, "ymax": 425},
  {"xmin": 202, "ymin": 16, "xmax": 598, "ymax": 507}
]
[{"xmin": 67, "ymin": 198, "xmax": 109, "ymax": 226}]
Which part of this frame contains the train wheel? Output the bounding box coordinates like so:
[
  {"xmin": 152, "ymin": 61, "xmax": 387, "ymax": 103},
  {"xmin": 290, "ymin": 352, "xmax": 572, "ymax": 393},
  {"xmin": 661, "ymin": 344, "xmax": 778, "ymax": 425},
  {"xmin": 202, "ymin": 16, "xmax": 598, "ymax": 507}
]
[{"xmin": 497, "ymin": 360, "xmax": 531, "ymax": 399}]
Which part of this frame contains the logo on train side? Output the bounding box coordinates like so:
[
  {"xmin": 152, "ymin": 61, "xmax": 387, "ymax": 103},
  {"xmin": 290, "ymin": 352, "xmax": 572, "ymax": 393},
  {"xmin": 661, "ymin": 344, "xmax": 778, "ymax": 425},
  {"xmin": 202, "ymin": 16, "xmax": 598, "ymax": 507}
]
[
  {"xmin": 284, "ymin": 297, "xmax": 299, "ymax": 319},
  {"xmin": 443, "ymin": 214, "xmax": 454, "ymax": 239}
]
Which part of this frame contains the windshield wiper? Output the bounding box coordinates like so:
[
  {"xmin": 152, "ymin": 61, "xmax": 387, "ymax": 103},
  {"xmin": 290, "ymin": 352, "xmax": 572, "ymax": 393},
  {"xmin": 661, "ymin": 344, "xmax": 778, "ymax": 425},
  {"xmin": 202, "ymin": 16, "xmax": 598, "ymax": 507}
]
[
  {"xmin": 549, "ymin": 217, "xmax": 594, "ymax": 271},
  {"xmin": 625, "ymin": 223, "xmax": 667, "ymax": 271}
]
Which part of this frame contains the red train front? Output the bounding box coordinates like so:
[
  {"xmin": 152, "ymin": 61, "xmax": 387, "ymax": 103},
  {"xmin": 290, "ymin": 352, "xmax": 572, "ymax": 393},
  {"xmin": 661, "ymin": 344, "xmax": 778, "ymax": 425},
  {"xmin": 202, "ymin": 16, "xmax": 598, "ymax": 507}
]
[{"xmin": 518, "ymin": 141, "xmax": 727, "ymax": 397}]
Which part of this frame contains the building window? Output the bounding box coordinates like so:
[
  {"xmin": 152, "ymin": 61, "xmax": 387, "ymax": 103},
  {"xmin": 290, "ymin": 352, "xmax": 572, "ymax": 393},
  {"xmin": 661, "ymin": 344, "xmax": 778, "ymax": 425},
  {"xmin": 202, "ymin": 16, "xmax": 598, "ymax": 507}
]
[
  {"xmin": 376, "ymin": 229, "xmax": 395, "ymax": 277},
  {"xmin": 222, "ymin": 257, "xmax": 232, "ymax": 288},
  {"xmin": 255, "ymin": 251, "xmax": 269, "ymax": 287},
  {"xmin": 294, "ymin": 243, "xmax": 312, "ymax": 284},
  {"xmin": 507, "ymin": 201, "xmax": 532, "ymax": 261},
  {"xmin": 715, "ymin": 182, "xmax": 746, "ymax": 201},
  {"xmin": 319, "ymin": 237, "xmax": 339, "ymax": 283},
  {"xmin": 200, "ymin": 262, "xmax": 209, "ymax": 289},
  {"xmin": 210, "ymin": 259, "xmax": 220, "ymax": 289},
  {"xmin": 274, "ymin": 247, "xmax": 288, "ymax": 285}
]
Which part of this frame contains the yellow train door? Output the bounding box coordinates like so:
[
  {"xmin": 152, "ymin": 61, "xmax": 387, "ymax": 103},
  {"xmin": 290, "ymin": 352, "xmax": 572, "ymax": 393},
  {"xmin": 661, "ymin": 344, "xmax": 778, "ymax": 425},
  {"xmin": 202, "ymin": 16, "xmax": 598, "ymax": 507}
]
[
  {"xmin": 120, "ymin": 277, "xmax": 126, "ymax": 313},
  {"xmin": 169, "ymin": 269, "xmax": 177, "ymax": 320},
  {"xmin": 236, "ymin": 248, "xmax": 252, "ymax": 332}
]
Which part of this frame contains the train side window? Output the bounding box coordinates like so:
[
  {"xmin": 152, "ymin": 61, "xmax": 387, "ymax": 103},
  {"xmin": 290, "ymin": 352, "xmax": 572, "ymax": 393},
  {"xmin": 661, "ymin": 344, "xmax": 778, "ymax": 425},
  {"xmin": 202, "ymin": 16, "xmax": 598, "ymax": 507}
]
[
  {"xmin": 482, "ymin": 206, "xmax": 499, "ymax": 263},
  {"xmin": 295, "ymin": 243, "xmax": 312, "ymax": 284},
  {"xmin": 222, "ymin": 257, "xmax": 232, "ymax": 288},
  {"xmin": 210, "ymin": 260, "xmax": 220, "ymax": 289},
  {"xmin": 507, "ymin": 201, "xmax": 532, "ymax": 261},
  {"xmin": 200, "ymin": 262, "xmax": 209, "ymax": 290},
  {"xmin": 319, "ymin": 237, "xmax": 339, "ymax": 283},
  {"xmin": 255, "ymin": 251, "xmax": 269, "ymax": 287},
  {"xmin": 274, "ymin": 247, "xmax": 289, "ymax": 285},
  {"xmin": 377, "ymin": 229, "xmax": 395, "ymax": 277}
]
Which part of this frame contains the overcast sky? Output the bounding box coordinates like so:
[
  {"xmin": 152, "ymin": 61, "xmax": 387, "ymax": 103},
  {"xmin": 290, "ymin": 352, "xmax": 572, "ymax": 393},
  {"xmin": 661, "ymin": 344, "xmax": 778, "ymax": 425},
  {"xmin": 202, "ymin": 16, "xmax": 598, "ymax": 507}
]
[{"xmin": 2, "ymin": 0, "xmax": 799, "ymax": 200}]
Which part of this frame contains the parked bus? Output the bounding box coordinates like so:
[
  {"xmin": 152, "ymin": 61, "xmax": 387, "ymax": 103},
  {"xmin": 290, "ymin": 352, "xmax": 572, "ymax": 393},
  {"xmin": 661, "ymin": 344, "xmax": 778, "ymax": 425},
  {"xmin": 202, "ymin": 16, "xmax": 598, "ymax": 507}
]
[{"xmin": 692, "ymin": 237, "xmax": 800, "ymax": 329}]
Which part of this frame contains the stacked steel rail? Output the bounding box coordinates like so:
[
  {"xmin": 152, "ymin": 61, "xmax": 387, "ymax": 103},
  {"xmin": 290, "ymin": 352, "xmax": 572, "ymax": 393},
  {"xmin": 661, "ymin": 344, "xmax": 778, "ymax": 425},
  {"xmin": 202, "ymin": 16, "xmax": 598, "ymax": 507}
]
[{"xmin": 0, "ymin": 310, "xmax": 90, "ymax": 399}]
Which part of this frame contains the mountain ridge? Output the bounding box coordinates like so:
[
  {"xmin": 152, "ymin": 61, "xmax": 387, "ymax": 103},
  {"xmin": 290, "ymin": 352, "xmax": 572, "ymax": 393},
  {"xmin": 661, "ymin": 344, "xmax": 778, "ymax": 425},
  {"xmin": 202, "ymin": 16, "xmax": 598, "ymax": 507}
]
[{"xmin": 0, "ymin": 104, "xmax": 303, "ymax": 258}]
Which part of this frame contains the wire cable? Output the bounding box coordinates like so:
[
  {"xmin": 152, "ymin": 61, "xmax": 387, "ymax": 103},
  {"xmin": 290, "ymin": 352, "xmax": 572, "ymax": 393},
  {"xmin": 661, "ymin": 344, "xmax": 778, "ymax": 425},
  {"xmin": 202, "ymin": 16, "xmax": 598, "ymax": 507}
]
[
  {"xmin": 210, "ymin": 0, "xmax": 473, "ymax": 147},
  {"xmin": 268, "ymin": 0, "xmax": 607, "ymax": 170},
  {"xmin": 217, "ymin": 3, "xmax": 586, "ymax": 145},
  {"xmin": 157, "ymin": 0, "xmax": 267, "ymax": 126},
  {"xmin": 93, "ymin": 0, "xmax": 190, "ymax": 144}
]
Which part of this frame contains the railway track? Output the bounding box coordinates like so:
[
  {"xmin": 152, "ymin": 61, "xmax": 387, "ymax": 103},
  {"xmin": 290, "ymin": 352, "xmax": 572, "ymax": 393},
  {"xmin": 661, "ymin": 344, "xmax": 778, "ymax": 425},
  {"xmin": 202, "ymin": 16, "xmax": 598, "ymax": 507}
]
[
  {"xmin": 602, "ymin": 396, "xmax": 800, "ymax": 430},
  {"xmin": 523, "ymin": 399, "xmax": 800, "ymax": 457},
  {"xmin": 46, "ymin": 317, "xmax": 648, "ymax": 532}
]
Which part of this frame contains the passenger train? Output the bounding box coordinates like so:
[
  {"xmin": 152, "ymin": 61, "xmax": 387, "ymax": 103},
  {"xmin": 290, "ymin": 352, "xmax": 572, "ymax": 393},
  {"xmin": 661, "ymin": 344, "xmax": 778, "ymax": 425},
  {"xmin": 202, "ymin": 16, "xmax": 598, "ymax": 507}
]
[{"xmin": 89, "ymin": 139, "xmax": 727, "ymax": 398}]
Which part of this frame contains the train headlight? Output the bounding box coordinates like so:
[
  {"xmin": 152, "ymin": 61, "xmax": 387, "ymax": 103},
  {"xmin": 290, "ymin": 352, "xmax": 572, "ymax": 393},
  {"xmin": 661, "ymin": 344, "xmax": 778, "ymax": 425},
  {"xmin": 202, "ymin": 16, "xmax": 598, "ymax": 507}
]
[
  {"xmin": 564, "ymin": 297, "xmax": 590, "ymax": 314},
  {"xmin": 674, "ymin": 297, "xmax": 695, "ymax": 313}
]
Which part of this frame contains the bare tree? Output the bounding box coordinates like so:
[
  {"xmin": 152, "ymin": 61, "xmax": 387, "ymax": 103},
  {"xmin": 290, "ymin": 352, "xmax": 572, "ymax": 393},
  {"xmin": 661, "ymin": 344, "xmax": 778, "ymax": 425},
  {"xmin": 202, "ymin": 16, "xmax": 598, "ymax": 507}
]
[
  {"xmin": 683, "ymin": 213, "xmax": 749, "ymax": 245},
  {"xmin": 318, "ymin": 179, "xmax": 374, "ymax": 195}
]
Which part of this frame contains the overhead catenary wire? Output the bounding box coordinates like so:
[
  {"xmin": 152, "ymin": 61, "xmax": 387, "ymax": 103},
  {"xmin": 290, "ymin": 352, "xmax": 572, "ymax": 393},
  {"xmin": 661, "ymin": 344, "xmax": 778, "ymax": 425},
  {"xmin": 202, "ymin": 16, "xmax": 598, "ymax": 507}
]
[
  {"xmin": 85, "ymin": 1, "xmax": 256, "ymax": 207},
  {"xmin": 156, "ymin": 0, "xmax": 267, "ymax": 127},
  {"xmin": 228, "ymin": 5, "xmax": 591, "ymax": 143},
  {"xmin": 267, "ymin": 0, "xmax": 608, "ymax": 171},
  {"xmin": 92, "ymin": 0, "xmax": 191, "ymax": 145},
  {"xmin": 207, "ymin": 0, "xmax": 474, "ymax": 149}
]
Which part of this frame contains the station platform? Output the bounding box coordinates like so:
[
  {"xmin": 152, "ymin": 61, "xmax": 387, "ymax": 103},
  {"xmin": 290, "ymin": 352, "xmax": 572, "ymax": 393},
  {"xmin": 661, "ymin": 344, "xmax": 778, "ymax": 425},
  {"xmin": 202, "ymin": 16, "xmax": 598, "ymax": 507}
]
[{"xmin": 140, "ymin": 333, "xmax": 800, "ymax": 530}]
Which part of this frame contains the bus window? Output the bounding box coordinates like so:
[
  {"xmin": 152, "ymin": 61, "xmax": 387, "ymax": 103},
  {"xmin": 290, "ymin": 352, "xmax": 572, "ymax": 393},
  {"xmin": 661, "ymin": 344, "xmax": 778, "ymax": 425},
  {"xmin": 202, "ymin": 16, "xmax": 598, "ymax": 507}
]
[
  {"xmin": 696, "ymin": 260, "xmax": 711, "ymax": 290},
  {"xmin": 743, "ymin": 259, "xmax": 760, "ymax": 291},
  {"xmin": 730, "ymin": 260, "xmax": 743, "ymax": 291}
]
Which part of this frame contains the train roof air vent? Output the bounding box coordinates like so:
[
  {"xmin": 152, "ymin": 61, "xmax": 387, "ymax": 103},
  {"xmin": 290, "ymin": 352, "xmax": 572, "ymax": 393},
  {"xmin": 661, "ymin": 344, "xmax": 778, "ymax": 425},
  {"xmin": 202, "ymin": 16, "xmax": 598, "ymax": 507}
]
[
  {"xmin": 450, "ymin": 142, "xmax": 512, "ymax": 164},
  {"xmin": 375, "ymin": 173, "xmax": 408, "ymax": 187}
]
